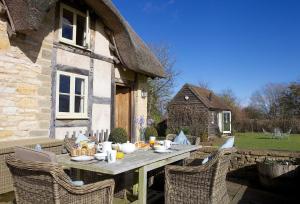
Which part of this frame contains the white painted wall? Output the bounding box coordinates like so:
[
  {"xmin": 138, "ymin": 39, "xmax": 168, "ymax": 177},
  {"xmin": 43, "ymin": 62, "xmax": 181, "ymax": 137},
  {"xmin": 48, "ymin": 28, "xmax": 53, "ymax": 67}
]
[
  {"xmin": 94, "ymin": 21, "xmax": 112, "ymax": 58},
  {"xmin": 93, "ymin": 60, "xmax": 111, "ymax": 98},
  {"xmin": 56, "ymin": 49, "xmax": 90, "ymax": 70},
  {"xmin": 92, "ymin": 104, "xmax": 111, "ymax": 133}
]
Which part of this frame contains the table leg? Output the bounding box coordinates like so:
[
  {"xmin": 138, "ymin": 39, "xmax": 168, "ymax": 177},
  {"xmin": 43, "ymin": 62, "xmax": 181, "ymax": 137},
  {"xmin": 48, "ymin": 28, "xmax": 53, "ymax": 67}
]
[{"xmin": 138, "ymin": 166, "xmax": 147, "ymax": 204}]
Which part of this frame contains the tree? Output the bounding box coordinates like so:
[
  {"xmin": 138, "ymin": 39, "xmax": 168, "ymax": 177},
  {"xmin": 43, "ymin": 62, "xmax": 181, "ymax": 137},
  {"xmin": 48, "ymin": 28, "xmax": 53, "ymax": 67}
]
[
  {"xmin": 280, "ymin": 81, "xmax": 300, "ymax": 118},
  {"xmin": 147, "ymin": 43, "xmax": 180, "ymax": 123},
  {"xmin": 218, "ymin": 89, "xmax": 245, "ymax": 125},
  {"xmin": 249, "ymin": 83, "xmax": 287, "ymax": 119},
  {"xmin": 198, "ymin": 81, "xmax": 210, "ymax": 89},
  {"xmin": 243, "ymin": 106, "xmax": 265, "ymax": 119}
]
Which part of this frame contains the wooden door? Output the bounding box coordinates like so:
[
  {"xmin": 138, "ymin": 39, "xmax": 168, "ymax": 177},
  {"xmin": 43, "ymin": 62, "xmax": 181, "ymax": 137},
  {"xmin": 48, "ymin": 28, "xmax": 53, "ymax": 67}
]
[{"xmin": 115, "ymin": 85, "xmax": 131, "ymax": 138}]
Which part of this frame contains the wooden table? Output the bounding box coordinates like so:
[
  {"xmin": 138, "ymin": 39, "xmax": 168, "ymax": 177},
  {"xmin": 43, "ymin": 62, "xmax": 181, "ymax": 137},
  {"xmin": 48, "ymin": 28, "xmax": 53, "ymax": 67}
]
[{"xmin": 57, "ymin": 145, "xmax": 200, "ymax": 204}]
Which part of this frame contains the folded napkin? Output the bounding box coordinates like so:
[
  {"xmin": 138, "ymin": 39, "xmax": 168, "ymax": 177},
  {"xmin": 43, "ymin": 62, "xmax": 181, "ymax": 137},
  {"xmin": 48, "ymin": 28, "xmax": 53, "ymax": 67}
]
[
  {"xmin": 202, "ymin": 136, "xmax": 235, "ymax": 164},
  {"xmin": 220, "ymin": 137, "xmax": 235, "ymax": 149},
  {"xmin": 75, "ymin": 134, "xmax": 89, "ymax": 144},
  {"xmin": 174, "ymin": 131, "xmax": 191, "ymax": 145}
]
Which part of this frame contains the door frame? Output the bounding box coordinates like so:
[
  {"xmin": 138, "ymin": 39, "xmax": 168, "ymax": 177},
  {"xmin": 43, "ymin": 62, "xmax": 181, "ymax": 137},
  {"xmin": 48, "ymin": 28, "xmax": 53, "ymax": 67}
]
[
  {"xmin": 222, "ymin": 111, "xmax": 232, "ymax": 134},
  {"xmin": 114, "ymin": 81, "xmax": 135, "ymax": 141}
]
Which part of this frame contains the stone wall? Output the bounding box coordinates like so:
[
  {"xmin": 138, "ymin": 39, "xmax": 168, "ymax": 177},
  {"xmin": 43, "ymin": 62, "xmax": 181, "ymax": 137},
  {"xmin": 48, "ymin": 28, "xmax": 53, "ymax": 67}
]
[
  {"xmin": 197, "ymin": 147, "xmax": 300, "ymax": 179},
  {"xmin": 0, "ymin": 8, "xmax": 55, "ymax": 141}
]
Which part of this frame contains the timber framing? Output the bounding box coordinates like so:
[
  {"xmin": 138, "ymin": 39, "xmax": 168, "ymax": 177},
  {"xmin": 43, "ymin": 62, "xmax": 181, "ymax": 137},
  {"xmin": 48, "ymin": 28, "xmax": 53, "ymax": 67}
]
[
  {"xmin": 93, "ymin": 96, "xmax": 111, "ymax": 105},
  {"xmin": 110, "ymin": 65, "xmax": 116, "ymax": 131},
  {"xmin": 53, "ymin": 42, "xmax": 114, "ymax": 64},
  {"xmin": 55, "ymin": 119, "xmax": 89, "ymax": 128},
  {"xmin": 56, "ymin": 64, "xmax": 89, "ymax": 76}
]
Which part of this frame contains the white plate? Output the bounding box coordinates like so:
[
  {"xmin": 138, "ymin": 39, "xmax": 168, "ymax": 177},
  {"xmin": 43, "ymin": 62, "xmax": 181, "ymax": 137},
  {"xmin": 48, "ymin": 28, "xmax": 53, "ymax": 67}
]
[
  {"xmin": 154, "ymin": 149, "xmax": 172, "ymax": 153},
  {"xmin": 71, "ymin": 156, "xmax": 94, "ymax": 162}
]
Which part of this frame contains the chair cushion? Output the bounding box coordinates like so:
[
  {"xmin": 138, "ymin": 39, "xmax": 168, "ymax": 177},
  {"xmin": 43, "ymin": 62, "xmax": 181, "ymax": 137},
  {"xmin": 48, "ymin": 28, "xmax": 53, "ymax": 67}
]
[
  {"xmin": 202, "ymin": 137, "xmax": 235, "ymax": 164},
  {"xmin": 71, "ymin": 180, "xmax": 84, "ymax": 186},
  {"xmin": 174, "ymin": 131, "xmax": 191, "ymax": 145},
  {"xmin": 220, "ymin": 137, "xmax": 235, "ymax": 149},
  {"xmin": 14, "ymin": 146, "xmax": 57, "ymax": 163}
]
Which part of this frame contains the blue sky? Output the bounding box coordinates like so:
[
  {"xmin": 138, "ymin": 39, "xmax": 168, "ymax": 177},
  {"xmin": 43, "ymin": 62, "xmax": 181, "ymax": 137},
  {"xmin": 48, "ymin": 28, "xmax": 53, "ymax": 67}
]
[{"xmin": 113, "ymin": 0, "xmax": 300, "ymax": 106}]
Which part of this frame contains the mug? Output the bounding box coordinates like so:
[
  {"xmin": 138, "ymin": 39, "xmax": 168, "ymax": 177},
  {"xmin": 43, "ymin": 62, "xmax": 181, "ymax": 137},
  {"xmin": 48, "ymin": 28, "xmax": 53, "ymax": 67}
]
[
  {"xmin": 97, "ymin": 141, "xmax": 112, "ymax": 154},
  {"xmin": 107, "ymin": 150, "xmax": 117, "ymax": 163},
  {"xmin": 164, "ymin": 140, "xmax": 172, "ymax": 149}
]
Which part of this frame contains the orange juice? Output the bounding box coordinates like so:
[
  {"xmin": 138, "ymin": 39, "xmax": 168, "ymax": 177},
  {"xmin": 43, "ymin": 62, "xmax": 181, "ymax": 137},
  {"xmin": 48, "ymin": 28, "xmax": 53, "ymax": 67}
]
[{"xmin": 149, "ymin": 136, "xmax": 156, "ymax": 147}]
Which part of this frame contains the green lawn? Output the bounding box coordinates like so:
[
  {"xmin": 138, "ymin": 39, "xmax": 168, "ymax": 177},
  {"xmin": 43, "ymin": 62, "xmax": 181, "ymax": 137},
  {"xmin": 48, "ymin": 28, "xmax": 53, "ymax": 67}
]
[{"xmin": 235, "ymin": 132, "xmax": 300, "ymax": 151}]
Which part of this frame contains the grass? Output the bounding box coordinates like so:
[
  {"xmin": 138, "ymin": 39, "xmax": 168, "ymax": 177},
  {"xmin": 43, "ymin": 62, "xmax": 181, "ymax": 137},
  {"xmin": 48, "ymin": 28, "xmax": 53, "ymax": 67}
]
[{"xmin": 234, "ymin": 132, "xmax": 300, "ymax": 151}]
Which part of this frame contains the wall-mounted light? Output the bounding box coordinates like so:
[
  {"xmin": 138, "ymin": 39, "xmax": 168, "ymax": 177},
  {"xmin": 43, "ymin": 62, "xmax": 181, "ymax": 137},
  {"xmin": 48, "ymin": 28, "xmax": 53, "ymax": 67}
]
[
  {"xmin": 184, "ymin": 95, "xmax": 189, "ymax": 101},
  {"xmin": 141, "ymin": 89, "xmax": 147, "ymax": 99}
]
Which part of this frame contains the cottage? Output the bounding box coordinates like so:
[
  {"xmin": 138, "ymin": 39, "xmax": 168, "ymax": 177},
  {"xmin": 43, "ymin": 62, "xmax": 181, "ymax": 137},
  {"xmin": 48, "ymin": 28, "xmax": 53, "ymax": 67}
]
[
  {"xmin": 168, "ymin": 84, "xmax": 231, "ymax": 138},
  {"xmin": 0, "ymin": 0, "xmax": 164, "ymax": 142}
]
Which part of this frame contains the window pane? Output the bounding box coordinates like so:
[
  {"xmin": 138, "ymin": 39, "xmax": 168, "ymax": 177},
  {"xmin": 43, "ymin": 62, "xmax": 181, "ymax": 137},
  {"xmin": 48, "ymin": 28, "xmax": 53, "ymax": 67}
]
[
  {"xmin": 62, "ymin": 9, "xmax": 73, "ymax": 40},
  {"xmin": 59, "ymin": 94, "xmax": 70, "ymax": 112},
  {"xmin": 75, "ymin": 96, "xmax": 84, "ymax": 113},
  {"xmin": 59, "ymin": 75, "xmax": 70, "ymax": 94},
  {"xmin": 75, "ymin": 78, "xmax": 85, "ymax": 95},
  {"xmin": 76, "ymin": 15, "xmax": 86, "ymax": 46}
]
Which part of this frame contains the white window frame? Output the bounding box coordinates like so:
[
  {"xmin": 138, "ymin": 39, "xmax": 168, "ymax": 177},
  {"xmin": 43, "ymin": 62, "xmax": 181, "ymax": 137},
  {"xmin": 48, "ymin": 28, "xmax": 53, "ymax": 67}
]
[
  {"xmin": 59, "ymin": 3, "xmax": 90, "ymax": 49},
  {"xmin": 222, "ymin": 111, "xmax": 232, "ymax": 133},
  {"xmin": 56, "ymin": 71, "xmax": 89, "ymax": 119},
  {"xmin": 211, "ymin": 111, "xmax": 215, "ymax": 124}
]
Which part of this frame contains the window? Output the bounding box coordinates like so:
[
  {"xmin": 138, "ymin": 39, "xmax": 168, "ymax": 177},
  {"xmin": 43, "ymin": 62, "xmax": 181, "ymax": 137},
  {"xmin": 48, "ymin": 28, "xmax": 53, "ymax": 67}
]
[
  {"xmin": 211, "ymin": 111, "xmax": 215, "ymax": 124},
  {"xmin": 56, "ymin": 71, "xmax": 88, "ymax": 119},
  {"xmin": 59, "ymin": 4, "xmax": 90, "ymax": 48}
]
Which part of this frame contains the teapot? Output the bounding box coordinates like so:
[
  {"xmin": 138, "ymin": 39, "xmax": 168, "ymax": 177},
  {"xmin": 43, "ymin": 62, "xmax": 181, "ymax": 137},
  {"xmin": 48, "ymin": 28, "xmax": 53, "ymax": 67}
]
[{"xmin": 119, "ymin": 141, "xmax": 136, "ymax": 154}]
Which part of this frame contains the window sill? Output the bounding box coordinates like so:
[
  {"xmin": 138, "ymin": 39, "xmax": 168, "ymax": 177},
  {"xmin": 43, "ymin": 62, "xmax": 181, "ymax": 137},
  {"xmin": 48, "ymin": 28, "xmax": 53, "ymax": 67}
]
[
  {"xmin": 56, "ymin": 115, "xmax": 89, "ymax": 120},
  {"xmin": 58, "ymin": 40, "xmax": 91, "ymax": 52}
]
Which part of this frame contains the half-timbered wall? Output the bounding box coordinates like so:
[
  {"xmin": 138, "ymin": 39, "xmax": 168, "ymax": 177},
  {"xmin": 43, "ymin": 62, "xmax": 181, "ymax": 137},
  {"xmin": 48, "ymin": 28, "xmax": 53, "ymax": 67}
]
[{"xmin": 0, "ymin": 1, "xmax": 149, "ymax": 141}]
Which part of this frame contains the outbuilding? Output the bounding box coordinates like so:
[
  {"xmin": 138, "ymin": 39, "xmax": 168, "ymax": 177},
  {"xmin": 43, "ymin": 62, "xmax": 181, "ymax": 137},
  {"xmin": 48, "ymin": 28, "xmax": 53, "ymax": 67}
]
[{"xmin": 168, "ymin": 84, "xmax": 232, "ymax": 138}]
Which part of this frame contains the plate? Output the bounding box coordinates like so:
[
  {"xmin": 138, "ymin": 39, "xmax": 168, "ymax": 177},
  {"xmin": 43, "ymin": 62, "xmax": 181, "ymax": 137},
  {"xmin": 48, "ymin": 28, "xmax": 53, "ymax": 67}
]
[
  {"xmin": 71, "ymin": 155, "xmax": 94, "ymax": 162},
  {"xmin": 154, "ymin": 149, "xmax": 172, "ymax": 153}
]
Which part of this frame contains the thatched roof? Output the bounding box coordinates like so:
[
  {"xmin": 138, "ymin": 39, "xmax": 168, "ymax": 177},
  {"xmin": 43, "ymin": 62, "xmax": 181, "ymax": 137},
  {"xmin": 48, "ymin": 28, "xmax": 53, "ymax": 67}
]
[
  {"xmin": 187, "ymin": 84, "xmax": 230, "ymax": 110},
  {"xmin": 2, "ymin": 0, "xmax": 165, "ymax": 78}
]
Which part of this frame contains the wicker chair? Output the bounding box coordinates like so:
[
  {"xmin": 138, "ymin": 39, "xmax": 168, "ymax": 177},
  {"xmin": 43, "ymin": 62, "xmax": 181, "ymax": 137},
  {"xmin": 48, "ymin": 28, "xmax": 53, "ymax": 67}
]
[
  {"xmin": 165, "ymin": 148, "xmax": 236, "ymax": 204},
  {"xmin": 6, "ymin": 154, "xmax": 115, "ymax": 204},
  {"xmin": 166, "ymin": 134, "xmax": 201, "ymax": 145}
]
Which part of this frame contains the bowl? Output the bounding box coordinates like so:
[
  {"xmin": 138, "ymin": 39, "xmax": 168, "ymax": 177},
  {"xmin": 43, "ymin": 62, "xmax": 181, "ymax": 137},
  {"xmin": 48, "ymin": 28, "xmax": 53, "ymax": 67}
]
[
  {"xmin": 94, "ymin": 153, "xmax": 107, "ymax": 160},
  {"xmin": 154, "ymin": 145, "xmax": 166, "ymax": 151},
  {"xmin": 120, "ymin": 142, "xmax": 136, "ymax": 154}
]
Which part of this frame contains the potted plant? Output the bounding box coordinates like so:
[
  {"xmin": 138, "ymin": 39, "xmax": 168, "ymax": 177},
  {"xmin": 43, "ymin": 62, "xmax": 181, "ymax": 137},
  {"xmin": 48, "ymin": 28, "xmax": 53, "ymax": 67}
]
[{"xmin": 257, "ymin": 158, "xmax": 299, "ymax": 189}]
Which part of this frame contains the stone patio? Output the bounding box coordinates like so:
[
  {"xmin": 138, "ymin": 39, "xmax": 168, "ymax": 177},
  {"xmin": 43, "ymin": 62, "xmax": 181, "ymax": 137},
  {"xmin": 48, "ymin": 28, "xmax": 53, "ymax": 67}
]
[{"xmin": 1, "ymin": 179, "xmax": 296, "ymax": 204}]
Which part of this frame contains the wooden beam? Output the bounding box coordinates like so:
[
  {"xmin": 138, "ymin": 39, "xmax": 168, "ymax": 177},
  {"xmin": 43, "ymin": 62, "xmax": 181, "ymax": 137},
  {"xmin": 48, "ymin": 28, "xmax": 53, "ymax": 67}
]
[
  {"xmin": 50, "ymin": 47, "xmax": 58, "ymax": 138},
  {"xmin": 55, "ymin": 119, "xmax": 89, "ymax": 128},
  {"xmin": 56, "ymin": 64, "xmax": 89, "ymax": 76},
  {"xmin": 110, "ymin": 64, "xmax": 116, "ymax": 131},
  {"xmin": 53, "ymin": 42, "xmax": 114, "ymax": 64},
  {"xmin": 93, "ymin": 96, "xmax": 111, "ymax": 105}
]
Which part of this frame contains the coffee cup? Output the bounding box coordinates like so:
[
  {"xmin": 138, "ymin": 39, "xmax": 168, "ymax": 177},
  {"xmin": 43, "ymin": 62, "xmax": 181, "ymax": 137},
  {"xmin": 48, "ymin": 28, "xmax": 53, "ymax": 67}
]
[
  {"xmin": 164, "ymin": 140, "xmax": 172, "ymax": 149},
  {"xmin": 107, "ymin": 150, "xmax": 117, "ymax": 163}
]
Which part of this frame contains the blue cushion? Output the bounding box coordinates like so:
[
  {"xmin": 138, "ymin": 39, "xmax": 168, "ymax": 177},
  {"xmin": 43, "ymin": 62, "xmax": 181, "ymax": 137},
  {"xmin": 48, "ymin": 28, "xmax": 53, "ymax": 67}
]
[
  {"xmin": 71, "ymin": 180, "xmax": 84, "ymax": 186},
  {"xmin": 202, "ymin": 137, "xmax": 235, "ymax": 164},
  {"xmin": 174, "ymin": 131, "xmax": 191, "ymax": 145},
  {"xmin": 220, "ymin": 137, "xmax": 235, "ymax": 149}
]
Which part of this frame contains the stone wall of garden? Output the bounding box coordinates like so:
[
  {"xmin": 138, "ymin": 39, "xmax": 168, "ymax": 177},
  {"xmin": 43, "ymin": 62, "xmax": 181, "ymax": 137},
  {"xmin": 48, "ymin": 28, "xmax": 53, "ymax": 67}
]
[{"xmin": 198, "ymin": 147, "xmax": 300, "ymax": 179}]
